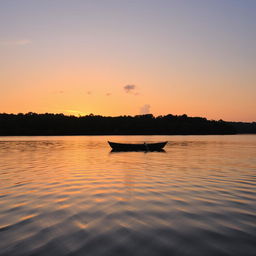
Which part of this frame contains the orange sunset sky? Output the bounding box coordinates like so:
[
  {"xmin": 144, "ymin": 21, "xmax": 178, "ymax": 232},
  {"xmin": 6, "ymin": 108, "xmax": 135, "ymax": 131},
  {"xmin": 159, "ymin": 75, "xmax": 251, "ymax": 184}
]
[{"xmin": 0, "ymin": 0, "xmax": 255, "ymax": 122}]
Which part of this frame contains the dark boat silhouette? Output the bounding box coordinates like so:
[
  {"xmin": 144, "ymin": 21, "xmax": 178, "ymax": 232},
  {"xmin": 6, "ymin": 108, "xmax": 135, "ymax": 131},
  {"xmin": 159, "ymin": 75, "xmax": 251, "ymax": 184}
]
[{"xmin": 108, "ymin": 141, "xmax": 168, "ymax": 151}]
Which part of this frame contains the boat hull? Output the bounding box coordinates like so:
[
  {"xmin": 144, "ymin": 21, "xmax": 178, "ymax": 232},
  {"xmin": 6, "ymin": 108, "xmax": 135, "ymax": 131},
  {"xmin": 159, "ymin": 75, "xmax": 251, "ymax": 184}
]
[{"xmin": 108, "ymin": 141, "xmax": 167, "ymax": 151}]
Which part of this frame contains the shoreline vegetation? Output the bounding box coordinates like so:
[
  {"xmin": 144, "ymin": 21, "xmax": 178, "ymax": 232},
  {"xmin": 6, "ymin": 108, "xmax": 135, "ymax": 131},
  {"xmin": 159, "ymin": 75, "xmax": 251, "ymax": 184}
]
[{"xmin": 0, "ymin": 112, "xmax": 255, "ymax": 136}]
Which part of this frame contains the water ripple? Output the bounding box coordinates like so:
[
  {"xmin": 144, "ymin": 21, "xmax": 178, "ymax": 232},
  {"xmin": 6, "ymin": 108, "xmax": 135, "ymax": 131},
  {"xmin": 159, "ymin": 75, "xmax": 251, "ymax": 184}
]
[{"xmin": 0, "ymin": 135, "xmax": 256, "ymax": 256}]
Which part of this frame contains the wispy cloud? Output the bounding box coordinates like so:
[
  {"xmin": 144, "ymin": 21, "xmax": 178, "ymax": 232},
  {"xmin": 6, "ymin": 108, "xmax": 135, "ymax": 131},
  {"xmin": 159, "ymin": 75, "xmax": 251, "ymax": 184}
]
[
  {"xmin": 140, "ymin": 104, "xmax": 151, "ymax": 115},
  {"xmin": 0, "ymin": 39, "xmax": 32, "ymax": 46},
  {"xmin": 124, "ymin": 84, "xmax": 136, "ymax": 93},
  {"xmin": 54, "ymin": 90, "xmax": 64, "ymax": 94}
]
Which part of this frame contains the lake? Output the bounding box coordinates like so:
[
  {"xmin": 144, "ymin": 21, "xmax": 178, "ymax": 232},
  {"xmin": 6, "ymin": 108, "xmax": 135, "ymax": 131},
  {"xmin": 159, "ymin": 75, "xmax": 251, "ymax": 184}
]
[{"xmin": 0, "ymin": 135, "xmax": 256, "ymax": 256}]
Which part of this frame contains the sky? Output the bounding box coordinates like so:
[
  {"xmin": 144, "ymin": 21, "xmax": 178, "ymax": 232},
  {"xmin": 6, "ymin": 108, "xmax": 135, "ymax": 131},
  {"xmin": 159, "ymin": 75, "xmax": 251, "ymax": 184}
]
[{"xmin": 0, "ymin": 0, "xmax": 255, "ymax": 122}]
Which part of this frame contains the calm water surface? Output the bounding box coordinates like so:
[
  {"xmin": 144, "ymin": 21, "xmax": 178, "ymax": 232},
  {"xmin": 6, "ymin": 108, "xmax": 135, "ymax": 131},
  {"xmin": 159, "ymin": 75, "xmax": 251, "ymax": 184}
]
[{"xmin": 0, "ymin": 135, "xmax": 256, "ymax": 256}]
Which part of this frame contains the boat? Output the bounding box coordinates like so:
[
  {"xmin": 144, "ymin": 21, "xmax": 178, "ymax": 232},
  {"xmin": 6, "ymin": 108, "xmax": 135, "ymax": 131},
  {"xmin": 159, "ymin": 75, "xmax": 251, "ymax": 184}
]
[{"xmin": 108, "ymin": 141, "xmax": 168, "ymax": 151}]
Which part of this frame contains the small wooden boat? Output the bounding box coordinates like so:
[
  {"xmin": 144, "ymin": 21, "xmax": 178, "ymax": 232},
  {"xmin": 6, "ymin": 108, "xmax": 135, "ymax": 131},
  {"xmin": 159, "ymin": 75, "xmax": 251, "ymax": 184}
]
[{"xmin": 108, "ymin": 141, "xmax": 167, "ymax": 151}]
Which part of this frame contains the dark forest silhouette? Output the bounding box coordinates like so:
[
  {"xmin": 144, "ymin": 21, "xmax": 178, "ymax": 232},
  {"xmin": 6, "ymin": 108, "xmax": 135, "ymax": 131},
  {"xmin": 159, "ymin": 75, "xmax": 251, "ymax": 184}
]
[{"xmin": 0, "ymin": 112, "xmax": 255, "ymax": 135}]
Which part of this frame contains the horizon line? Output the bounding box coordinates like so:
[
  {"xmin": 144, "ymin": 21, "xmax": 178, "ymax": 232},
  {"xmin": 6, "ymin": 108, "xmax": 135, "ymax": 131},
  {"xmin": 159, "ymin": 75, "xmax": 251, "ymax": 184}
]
[{"xmin": 0, "ymin": 112, "xmax": 255, "ymax": 123}]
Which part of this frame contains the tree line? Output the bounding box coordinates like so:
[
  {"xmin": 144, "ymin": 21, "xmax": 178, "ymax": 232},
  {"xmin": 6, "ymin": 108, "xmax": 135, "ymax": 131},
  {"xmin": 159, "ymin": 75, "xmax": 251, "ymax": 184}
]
[{"xmin": 0, "ymin": 112, "xmax": 255, "ymax": 135}]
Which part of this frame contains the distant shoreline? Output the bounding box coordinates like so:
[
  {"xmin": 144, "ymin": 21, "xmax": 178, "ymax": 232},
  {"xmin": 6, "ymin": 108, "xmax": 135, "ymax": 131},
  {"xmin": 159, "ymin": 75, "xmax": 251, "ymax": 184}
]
[
  {"xmin": 0, "ymin": 113, "xmax": 255, "ymax": 136},
  {"xmin": 0, "ymin": 133, "xmax": 256, "ymax": 136}
]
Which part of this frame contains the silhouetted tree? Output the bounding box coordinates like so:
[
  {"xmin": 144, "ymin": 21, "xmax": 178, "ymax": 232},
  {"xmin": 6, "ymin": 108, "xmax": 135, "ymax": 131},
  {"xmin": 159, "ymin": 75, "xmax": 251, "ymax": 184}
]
[{"xmin": 0, "ymin": 112, "xmax": 254, "ymax": 135}]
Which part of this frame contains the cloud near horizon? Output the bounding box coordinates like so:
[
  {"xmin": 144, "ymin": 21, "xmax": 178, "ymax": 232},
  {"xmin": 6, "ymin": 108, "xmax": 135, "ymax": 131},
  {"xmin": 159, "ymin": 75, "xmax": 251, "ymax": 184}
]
[{"xmin": 140, "ymin": 104, "xmax": 151, "ymax": 115}]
